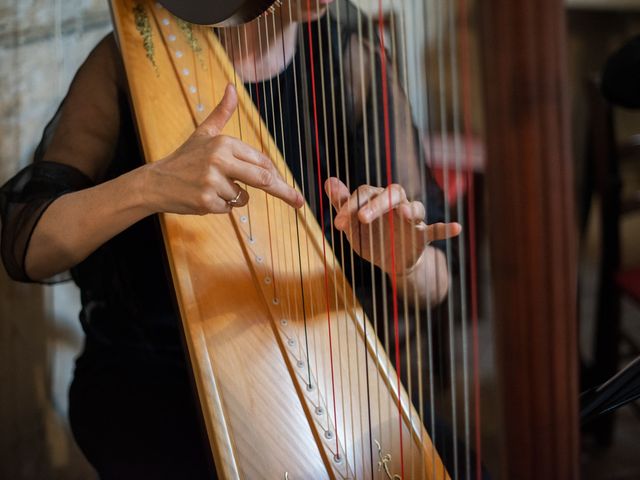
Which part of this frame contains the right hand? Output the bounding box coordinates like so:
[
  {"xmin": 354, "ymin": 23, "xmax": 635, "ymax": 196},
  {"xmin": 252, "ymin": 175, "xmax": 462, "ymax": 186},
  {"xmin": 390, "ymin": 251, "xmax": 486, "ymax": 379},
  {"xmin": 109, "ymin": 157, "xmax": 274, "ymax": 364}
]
[{"xmin": 142, "ymin": 84, "xmax": 304, "ymax": 215}]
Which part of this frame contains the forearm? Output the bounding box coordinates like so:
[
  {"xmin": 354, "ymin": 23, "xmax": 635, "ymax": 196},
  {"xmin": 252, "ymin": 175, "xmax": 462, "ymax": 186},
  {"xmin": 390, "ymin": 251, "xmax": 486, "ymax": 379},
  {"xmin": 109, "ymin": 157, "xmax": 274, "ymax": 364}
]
[
  {"xmin": 25, "ymin": 166, "xmax": 152, "ymax": 280},
  {"xmin": 393, "ymin": 246, "xmax": 450, "ymax": 308}
]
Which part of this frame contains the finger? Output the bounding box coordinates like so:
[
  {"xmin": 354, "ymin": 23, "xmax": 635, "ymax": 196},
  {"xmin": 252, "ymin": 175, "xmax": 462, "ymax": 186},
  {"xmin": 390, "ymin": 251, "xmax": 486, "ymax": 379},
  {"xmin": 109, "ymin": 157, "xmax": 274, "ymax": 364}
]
[
  {"xmin": 201, "ymin": 192, "xmax": 232, "ymax": 215},
  {"xmin": 334, "ymin": 185, "xmax": 383, "ymax": 230},
  {"xmin": 231, "ymin": 139, "xmax": 273, "ymax": 169},
  {"xmin": 324, "ymin": 177, "xmax": 351, "ymax": 213},
  {"xmin": 197, "ymin": 84, "xmax": 238, "ymax": 137},
  {"xmin": 217, "ymin": 180, "xmax": 249, "ymax": 208},
  {"xmin": 358, "ymin": 183, "xmax": 407, "ymax": 224},
  {"xmin": 225, "ymin": 156, "xmax": 303, "ymax": 208},
  {"xmin": 398, "ymin": 201, "xmax": 426, "ymax": 224},
  {"xmin": 425, "ymin": 222, "xmax": 463, "ymax": 242}
]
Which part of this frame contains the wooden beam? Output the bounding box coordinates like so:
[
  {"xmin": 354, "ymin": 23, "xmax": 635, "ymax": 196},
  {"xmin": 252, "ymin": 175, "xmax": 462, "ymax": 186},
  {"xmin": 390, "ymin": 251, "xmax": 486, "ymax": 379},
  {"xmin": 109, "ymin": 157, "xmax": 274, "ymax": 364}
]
[{"xmin": 481, "ymin": 0, "xmax": 580, "ymax": 477}]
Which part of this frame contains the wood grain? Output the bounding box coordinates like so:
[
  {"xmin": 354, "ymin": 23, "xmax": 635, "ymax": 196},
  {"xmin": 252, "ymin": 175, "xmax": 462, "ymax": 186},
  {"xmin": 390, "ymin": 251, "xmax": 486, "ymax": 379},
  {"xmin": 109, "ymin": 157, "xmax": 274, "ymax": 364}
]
[{"xmin": 481, "ymin": 0, "xmax": 580, "ymax": 477}]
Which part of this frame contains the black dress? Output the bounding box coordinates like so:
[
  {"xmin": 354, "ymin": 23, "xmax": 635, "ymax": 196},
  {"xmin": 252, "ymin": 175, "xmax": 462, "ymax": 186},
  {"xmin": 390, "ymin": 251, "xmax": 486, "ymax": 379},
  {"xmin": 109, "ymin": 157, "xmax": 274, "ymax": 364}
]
[{"xmin": 0, "ymin": 14, "xmax": 455, "ymax": 480}]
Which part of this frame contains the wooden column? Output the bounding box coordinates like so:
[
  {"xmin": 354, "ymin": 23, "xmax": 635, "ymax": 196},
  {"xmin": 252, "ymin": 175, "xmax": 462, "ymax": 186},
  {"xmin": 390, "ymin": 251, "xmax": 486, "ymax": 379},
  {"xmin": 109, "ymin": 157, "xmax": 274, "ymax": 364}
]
[{"xmin": 480, "ymin": 0, "xmax": 580, "ymax": 478}]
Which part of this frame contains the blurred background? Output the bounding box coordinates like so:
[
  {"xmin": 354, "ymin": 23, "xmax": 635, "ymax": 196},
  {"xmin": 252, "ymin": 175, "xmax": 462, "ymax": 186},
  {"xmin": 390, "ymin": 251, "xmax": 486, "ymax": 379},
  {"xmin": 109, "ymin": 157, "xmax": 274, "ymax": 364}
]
[
  {"xmin": 1, "ymin": 2, "xmax": 110, "ymax": 478},
  {"xmin": 1, "ymin": 0, "xmax": 640, "ymax": 478}
]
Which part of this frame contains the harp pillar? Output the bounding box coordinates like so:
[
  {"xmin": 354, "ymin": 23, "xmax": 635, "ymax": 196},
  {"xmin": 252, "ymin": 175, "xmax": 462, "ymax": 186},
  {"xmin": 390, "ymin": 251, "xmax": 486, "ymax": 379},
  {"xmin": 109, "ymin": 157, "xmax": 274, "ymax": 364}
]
[{"xmin": 481, "ymin": 0, "xmax": 580, "ymax": 478}]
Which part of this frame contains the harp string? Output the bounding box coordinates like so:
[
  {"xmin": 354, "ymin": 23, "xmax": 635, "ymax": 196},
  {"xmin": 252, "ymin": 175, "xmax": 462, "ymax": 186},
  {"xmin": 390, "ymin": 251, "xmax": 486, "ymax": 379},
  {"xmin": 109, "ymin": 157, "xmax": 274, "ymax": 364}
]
[
  {"xmin": 160, "ymin": 2, "xmax": 489, "ymax": 477},
  {"xmin": 307, "ymin": 7, "xmax": 332, "ymax": 446},
  {"xmin": 333, "ymin": 3, "xmax": 378, "ymax": 473},
  {"xmin": 373, "ymin": 0, "xmax": 408, "ymax": 477},
  {"xmin": 269, "ymin": 13, "xmax": 306, "ymax": 388},
  {"xmin": 252, "ymin": 21, "xmax": 281, "ymax": 308},
  {"xmin": 425, "ymin": 0, "xmax": 450, "ymax": 474},
  {"xmin": 446, "ymin": 0, "xmax": 474, "ymax": 476},
  {"xmin": 413, "ymin": 0, "xmax": 441, "ymax": 476},
  {"xmin": 257, "ymin": 15, "xmax": 305, "ymax": 394},
  {"xmin": 304, "ymin": 0, "xmax": 342, "ymax": 456},
  {"xmin": 227, "ymin": 26, "xmax": 254, "ymax": 249},
  {"xmin": 385, "ymin": 2, "xmax": 422, "ymax": 477},
  {"xmin": 347, "ymin": 5, "xmax": 379, "ymax": 473},
  {"xmin": 319, "ymin": 2, "xmax": 345, "ymax": 461},
  {"xmin": 267, "ymin": 10, "xmax": 328, "ymax": 444},
  {"xmin": 432, "ymin": 0, "xmax": 461, "ymax": 474},
  {"xmin": 389, "ymin": 7, "xmax": 422, "ymax": 478},
  {"xmin": 458, "ymin": 0, "xmax": 483, "ymax": 472},
  {"xmin": 402, "ymin": 1, "xmax": 431, "ymax": 474},
  {"xmin": 237, "ymin": 25, "xmax": 257, "ymax": 244},
  {"xmin": 457, "ymin": 0, "xmax": 483, "ymax": 473},
  {"xmin": 358, "ymin": 3, "xmax": 393, "ymax": 469},
  {"xmin": 281, "ymin": 3, "xmax": 316, "ymax": 392},
  {"xmin": 314, "ymin": 5, "xmax": 357, "ymax": 467},
  {"xmin": 350, "ymin": 3, "xmax": 385, "ymax": 476},
  {"xmin": 363, "ymin": 0, "xmax": 395, "ymax": 471},
  {"xmin": 294, "ymin": 1, "xmax": 324, "ymax": 410},
  {"xmin": 261, "ymin": 14, "xmax": 289, "ymax": 359},
  {"xmin": 337, "ymin": 3, "xmax": 376, "ymax": 475}
]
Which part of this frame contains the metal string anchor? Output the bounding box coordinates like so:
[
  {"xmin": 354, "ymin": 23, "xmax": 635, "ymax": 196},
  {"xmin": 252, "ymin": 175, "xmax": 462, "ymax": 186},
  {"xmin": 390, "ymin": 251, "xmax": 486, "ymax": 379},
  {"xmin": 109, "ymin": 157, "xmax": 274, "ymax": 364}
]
[{"xmin": 375, "ymin": 440, "xmax": 401, "ymax": 480}]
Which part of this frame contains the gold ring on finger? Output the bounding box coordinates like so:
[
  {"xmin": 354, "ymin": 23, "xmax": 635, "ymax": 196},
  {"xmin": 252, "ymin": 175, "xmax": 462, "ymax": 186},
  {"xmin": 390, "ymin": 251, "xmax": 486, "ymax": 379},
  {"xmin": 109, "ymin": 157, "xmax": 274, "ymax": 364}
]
[{"xmin": 226, "ymin": 189, "xmax": 244, "ymax": 208}]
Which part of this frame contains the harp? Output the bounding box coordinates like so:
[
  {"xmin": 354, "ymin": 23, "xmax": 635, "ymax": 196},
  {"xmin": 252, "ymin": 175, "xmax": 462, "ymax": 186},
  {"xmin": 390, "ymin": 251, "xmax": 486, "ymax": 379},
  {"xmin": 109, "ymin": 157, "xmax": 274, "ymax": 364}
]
[{"xmin": 108, "ymin": 0, "xmax": 579, "ymax": 478}]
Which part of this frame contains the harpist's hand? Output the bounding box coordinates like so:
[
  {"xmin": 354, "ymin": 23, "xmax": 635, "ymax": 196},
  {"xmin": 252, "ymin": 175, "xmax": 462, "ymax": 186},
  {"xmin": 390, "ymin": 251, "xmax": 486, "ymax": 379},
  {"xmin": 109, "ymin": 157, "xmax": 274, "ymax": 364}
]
[
  {"xmin": 143, "ymin": 84, "xmax": 304, "ymax": 215},
  {"xmin": 325, "ymin": 177, "xmax": 461, "ymax": 276}
]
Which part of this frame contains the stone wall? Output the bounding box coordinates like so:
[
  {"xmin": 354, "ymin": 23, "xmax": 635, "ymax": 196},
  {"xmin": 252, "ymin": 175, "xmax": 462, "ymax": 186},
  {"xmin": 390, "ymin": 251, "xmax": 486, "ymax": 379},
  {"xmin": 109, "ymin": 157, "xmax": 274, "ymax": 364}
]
[{"xmin": 0, "ymin": 1, "xmax": 110, "ymax": 478}]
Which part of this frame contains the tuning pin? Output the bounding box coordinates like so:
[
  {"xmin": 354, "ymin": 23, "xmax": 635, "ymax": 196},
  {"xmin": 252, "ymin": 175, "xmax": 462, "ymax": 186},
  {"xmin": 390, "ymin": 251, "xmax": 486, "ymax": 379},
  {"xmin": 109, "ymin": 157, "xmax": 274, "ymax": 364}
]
[{"xmin": 263, "ymin": 0, "xmax": 283, "ymax": 17}]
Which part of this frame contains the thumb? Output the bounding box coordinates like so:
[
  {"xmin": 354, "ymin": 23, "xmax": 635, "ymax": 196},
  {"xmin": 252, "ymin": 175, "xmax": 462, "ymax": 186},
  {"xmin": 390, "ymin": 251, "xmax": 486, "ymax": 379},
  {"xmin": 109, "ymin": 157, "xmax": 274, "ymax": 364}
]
[
  {"xmin": 197, "ymin": 84, "xmax": 238, "ymax": 136},
  {"xmin": 426, "ymin": 222, "xmax": 462, "ymax": 242},
  {"xmin": 325, "ymin": 177, "xmax": 350, "ymax": 212}
]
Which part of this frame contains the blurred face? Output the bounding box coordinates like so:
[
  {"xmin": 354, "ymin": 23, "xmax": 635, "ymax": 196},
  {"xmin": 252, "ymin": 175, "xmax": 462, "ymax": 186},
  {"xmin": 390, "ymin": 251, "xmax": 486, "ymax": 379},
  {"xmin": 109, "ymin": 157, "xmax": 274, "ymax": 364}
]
[{"xmin": 282, "ymin": 0, "xmax": 336, "ymax": 22}]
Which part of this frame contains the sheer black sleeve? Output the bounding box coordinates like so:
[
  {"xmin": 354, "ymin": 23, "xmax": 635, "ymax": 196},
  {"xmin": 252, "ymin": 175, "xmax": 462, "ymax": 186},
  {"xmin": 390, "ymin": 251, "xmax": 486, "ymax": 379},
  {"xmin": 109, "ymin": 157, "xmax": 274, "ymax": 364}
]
[
  {"xmin": 0, "ymin": 34, "xmax": 122, "ymax": 283},
  {"xmin": 0, "ymin": 126, "xmax": 93, "ymax": 282}
]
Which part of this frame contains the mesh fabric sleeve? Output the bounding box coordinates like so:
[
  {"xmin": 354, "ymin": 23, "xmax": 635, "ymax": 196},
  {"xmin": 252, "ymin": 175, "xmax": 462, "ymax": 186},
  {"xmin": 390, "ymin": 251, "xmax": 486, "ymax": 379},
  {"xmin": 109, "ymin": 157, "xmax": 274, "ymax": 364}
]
[
  {"xmin": 0, "ymin": 34, "xmax": 123, "ymax": 283},
  {"xmin": 0, "ymin": 160, "xmax": 93, "ymax": 282}
]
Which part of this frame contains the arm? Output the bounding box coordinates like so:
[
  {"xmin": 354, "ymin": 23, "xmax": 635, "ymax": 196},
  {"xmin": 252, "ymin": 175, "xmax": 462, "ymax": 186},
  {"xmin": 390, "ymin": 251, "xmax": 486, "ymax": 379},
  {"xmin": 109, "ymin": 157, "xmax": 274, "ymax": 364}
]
[
  {"xmin": 21, "ymin": 36, "xmax": 302, "ymax": 281},
  {"xmin": 396, "ymin": 245, "xmax": 451, "ymax": 306}
]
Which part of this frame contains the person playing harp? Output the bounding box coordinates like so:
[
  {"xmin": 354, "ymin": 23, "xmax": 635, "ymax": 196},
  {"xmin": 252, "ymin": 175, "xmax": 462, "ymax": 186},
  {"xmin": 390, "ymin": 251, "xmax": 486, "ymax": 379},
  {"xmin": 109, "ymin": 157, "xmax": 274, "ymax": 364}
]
[{"xmin": 0, "ymin": 0, "xmax": 465, "ymax": 477}]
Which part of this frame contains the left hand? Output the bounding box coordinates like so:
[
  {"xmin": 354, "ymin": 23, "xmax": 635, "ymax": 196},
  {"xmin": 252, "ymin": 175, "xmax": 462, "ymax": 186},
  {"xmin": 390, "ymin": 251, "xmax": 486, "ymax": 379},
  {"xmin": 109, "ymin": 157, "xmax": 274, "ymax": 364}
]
[{"xmin": 325, "ymin": 177, "xmax": 462, "ymax": 275}]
